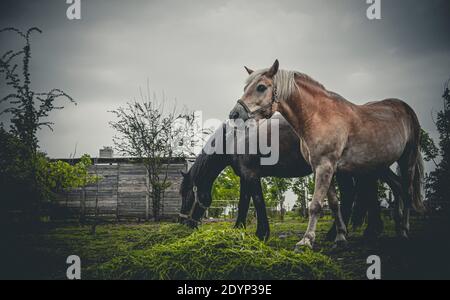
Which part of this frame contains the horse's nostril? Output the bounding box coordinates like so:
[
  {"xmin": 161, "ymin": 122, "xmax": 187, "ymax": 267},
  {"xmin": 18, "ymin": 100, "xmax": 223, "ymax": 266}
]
[{"xmin": 230, "ymin": 111, "xmax": 239, "ymax": 119}]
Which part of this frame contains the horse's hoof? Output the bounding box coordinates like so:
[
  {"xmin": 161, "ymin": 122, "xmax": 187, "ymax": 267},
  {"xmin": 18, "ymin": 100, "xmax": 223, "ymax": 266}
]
[
  {"xmin": 325, "ymin": 229, "xmax": 336, "ymax": 242},
  {"xmin": 333, "ymin": 239, "xmax": 348, "ymax": 249},
  {"xmin": 234, "ymin": 223, "xmax": 245, "ymax": 229},
  {"xmin": 294, "ymin": 239, "xmax": 313, "ymax": 252},
  {"xmin": 395, "ymin": 228, "xmax": 409, "ymax": 240},
  {"xmin": 256, "ymin": 230, "xmax": 270, "ymax": 241},
  {"xmin": 399, "ymin": 231, "xmax": 409, "ymax": 242},
  {"xmin": 364, "ymin": 229, "xmax": 381, "ymax": 241}
]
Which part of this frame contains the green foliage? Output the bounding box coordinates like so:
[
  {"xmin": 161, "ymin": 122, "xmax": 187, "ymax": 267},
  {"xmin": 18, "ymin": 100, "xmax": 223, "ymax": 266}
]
[
  {"xmin": 211, "ymin": 167, "xmax": 241, "ymax": 217},
  {"xmin": 0, "ymin": 125, "xmax": 96, "ymax": 212},
  {"xmin": 36, "ymin": 154, "xmax": 99, "ymax": 202},
  {"xmin": 211, "ymin": 168, "xmax": 295, "ymax": 218},
  {"xmin": 0, "ymin": 127, "xmax": 34, "ymax": 211},
  {"xmin": 0, "ymin": 27, "xmax": 74, "ymax": 154},
  {"xmin": 92, "ymin": 227, "xmax": 345, "ymax": 280},
  {"xmin": 426, "ymin": 81, "xmax": 450, "ymax": 210},
  {"xmin": 212, "ymin": 167, "xmax": 240, "ymax": 202},
  {"xmin": 262, "ymin": 177, "xmax": 293, "ymax": 219},
  {"xmin": 420, "ymin": 128, "xmax": 439, "ymax": 164},
  {"xmin": 377, "ymin": 181, "xmax": 389, "ymax": 201},
  {"xmin": 263, "ymin": 177, "xmax": 292, "ymax": 208},
  {"xmin": 0, "ymin": 27, "xmax": 74, "ymax": 220},
  {"xmin": 291, "ymin": 176, "xmax": 314, "ymax": 217}
]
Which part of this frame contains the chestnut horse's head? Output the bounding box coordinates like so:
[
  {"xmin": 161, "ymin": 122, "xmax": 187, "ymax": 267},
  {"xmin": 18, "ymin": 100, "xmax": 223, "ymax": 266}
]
[{"xmin": 229, "ymin": 59, "xmax": 280, "ymax": 122}]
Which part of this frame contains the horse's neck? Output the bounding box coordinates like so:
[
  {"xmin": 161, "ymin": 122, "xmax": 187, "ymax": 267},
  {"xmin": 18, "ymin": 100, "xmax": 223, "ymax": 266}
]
[
  {"xmin": 193, "ymin": 153, "xmax": 229, "ymax": 189},
  {"xmin": 281, "ymin": 86, "xmax": 321, "ymax": 137}
]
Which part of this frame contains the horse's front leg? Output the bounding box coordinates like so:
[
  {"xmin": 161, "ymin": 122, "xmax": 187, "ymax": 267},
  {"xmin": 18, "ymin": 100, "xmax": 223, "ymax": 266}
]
[
  {"xmin": 248, "ymin": 178, "xmax": 270, "ymax": 241},
  {"xmin": 296, "ymin": 162, "xmax": 337, "ymax": 250},
  {"xmin": 234, "ymin": 177, "xmax": 251, "ymax": 229}
]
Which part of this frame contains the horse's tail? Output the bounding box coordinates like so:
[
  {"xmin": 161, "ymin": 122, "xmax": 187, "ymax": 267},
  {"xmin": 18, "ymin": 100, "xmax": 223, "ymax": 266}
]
[
  {"xmin": 402, "ymin": 100, "xmax": 426, "ymax": 213},
  {"xmin": 412, "ymin": 151, "xmax": 425, "ymax": 212}
]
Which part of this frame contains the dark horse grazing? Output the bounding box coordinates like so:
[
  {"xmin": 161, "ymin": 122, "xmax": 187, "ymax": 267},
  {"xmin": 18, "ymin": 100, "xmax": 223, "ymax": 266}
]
[
  {"xmin": 179, "ymin": 114, "xmax": 400, "ymax": 241},
  {"xmin": 229, "ymin": 60, "xmax": 424, "ymax": 249}
]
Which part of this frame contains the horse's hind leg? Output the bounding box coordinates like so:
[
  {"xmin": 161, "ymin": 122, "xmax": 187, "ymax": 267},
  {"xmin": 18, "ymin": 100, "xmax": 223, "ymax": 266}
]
[
  {"xmin": 327, "ymin": 181, "xmax": 348, "ymax": 246},
  {"xmin": 234, "ymin": 177, "xmax": 251, "ymax": 228},
  {"xmin": 398, "ymin": 153, "xmax": 417, "ymax": 239},
  {"xmin": 381, "ymin": 168, "xmax": 405, "ymax": 237},
  {"xmin": 352, "ymin": 177, "xmax": 370, "ymax": 230},
  {"xmin": 326, "ymin": 173, "xmax": 355, "ymax": 241},
  {"xmin": 362, "ymin": 177, "xmax": 383, "ymax": 239}
]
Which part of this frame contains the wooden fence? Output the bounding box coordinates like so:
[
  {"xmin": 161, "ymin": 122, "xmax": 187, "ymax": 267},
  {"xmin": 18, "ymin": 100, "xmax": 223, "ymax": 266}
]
[{"xmin": 54, "ymin": 158, "xmax": 187, "ymax": 220}]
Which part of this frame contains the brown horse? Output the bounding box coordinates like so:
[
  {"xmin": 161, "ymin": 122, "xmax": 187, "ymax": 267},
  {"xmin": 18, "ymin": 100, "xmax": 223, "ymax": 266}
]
[{"xmin": 229, "ymin": 60, "xmax": 424, "ymax": 249}]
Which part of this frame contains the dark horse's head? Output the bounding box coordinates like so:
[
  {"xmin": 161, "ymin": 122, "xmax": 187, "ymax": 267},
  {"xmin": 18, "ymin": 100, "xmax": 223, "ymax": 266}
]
[
  {"xmin": 179, "ymin": 169, "xmax": 209, "ymax": 228},
  {"xmin": 229, "ymin": 59, "xmax": 280, "ymax": 122}
]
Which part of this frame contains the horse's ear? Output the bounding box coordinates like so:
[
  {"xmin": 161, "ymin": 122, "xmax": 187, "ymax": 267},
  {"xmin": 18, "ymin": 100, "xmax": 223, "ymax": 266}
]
[
  {"xmin": 266, "ymin": 59, "xmax": 279, "ymax": 78},
  {"xmin": 244, "ymin": 66, "xmax": 254, "ymax": 75}
]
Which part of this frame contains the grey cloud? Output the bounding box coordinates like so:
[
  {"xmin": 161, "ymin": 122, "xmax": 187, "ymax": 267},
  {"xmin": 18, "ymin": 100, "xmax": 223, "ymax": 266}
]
[{"xmin": 0, "ymin": 0, "xmax": 448, "ymax": 164}]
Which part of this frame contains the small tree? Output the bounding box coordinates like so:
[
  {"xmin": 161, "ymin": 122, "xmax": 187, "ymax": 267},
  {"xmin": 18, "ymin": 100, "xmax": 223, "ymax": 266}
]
[
  {"xmin": 110, "ymin": 89, "xmax": 195, "ymax": 221},
  {"xmin": 263, "ymin": 177, "xmax": 292, "ymax": 220},
  {"xmin": 291, "ymin": 176, "xmax": 314, "ymax": 218},
  {"xmin": 211, "ymin": 167, "xmax": 241, "ymax": 217},
  {"xmin": 0, "ymin": 27, "xmax": 75, "ymax": 153},
  {"xmin": 0, "ymin": 27, "xmax": 75, "ymax": 221},
  {"xmin": 38, "ymin": 155, "xmax": 98, "ymax": 197},
  {"xmin": 35, "ymin": 154, "xmax": 99, "ymax": 222},
  {"xmin": 425, "ymin": 80, "xmax": 450, "ymax": 212},
  {"xmin": 420, "ymin": 129, "xmax": 439, "ymax": 166}
]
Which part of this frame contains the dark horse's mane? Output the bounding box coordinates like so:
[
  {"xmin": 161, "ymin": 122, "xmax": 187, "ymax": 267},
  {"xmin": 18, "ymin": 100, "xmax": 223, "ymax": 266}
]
[
  {"xmin": 181, "ymin": 153, "xmax": 218, "ymax": 190},
  {"xmin": 180, "ymin": 125, "xmax": 230, "ymax": 194}
]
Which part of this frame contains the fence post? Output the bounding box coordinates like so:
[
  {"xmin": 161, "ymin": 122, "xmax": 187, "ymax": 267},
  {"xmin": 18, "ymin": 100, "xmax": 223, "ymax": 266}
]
[
  {"xmin": 145, "ymin": 195, "xmax": 149, "ymax": 220},
  {"xmin": 116, "ymin": 163, "xmax": 120, "ymax": 222},
  {"xmin": 80, "ymin": 187, "xmax": 86, "ymax": 223},
  {"xmin": 145, "ymin": 169, "xmax": 149, "ymax": 221}
]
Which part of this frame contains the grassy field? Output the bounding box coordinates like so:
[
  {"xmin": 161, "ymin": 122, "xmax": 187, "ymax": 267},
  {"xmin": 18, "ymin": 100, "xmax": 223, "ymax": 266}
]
[{"xmin": 1, "ymin": 215, "xmax": 449, "ymax": 280}]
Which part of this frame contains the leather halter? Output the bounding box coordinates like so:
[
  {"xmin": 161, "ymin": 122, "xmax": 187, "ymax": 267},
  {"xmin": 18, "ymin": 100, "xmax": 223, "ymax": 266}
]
[
  {"xmin": 179, "ymin": 185, "xmax": 207, "ymax": 224},
  {"xmin": 236, "ymin": 86, "xmax": 278, "ymax": 119}
]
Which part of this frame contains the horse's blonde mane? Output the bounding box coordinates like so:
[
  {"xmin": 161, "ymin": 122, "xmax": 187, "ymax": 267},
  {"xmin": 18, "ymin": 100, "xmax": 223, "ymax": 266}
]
[{"xmin": 245, "ymin": 68, "xmax": 327, "ymax": 100}]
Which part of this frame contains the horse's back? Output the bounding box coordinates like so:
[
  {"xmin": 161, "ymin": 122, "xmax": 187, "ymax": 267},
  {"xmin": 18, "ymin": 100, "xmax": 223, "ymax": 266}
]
[
  {"xmin": 336, "ymin": 98, "xmax": 420, "ymax": 172},
  {"xmin": 359, "ymin": 98, "xmax": 419, "ymax": 128}
]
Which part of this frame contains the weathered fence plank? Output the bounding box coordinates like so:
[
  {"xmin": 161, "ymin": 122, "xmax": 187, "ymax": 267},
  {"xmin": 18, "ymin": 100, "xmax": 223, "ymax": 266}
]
[{"xmin": 54, "ymin": 160, "xmax": 187, "ymax": 220}]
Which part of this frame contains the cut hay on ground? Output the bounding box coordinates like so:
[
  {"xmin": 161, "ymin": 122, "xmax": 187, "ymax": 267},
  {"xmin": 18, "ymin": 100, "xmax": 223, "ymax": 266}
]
[{"xmin": 91, "ymin": 227, "xmax": 345, "ymax": 280}]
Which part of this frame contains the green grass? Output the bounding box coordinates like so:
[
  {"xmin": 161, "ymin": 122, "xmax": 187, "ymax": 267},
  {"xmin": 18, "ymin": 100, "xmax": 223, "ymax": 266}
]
[
  {"xmin": 90, "ymin": 226, "xmax": 345, "ymax": 280},
  {"xmin": 5, "ymin": 215, "xmax": 448, "ymax": 280}
]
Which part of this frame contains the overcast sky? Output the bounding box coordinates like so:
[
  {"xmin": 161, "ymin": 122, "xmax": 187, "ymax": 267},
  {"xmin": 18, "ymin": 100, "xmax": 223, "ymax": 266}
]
[{"xmin": 1, "ymin": 0, "xmax": 449, "ymax": 164}]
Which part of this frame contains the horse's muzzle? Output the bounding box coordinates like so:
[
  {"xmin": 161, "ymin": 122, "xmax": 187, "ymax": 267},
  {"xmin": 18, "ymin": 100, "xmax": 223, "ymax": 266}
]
[
  {"xmin": 229, "ymin": 101, "xmax": 251, "ymax": 121},
  {"xmin": 178, "ymin": 214, "xmax": 199, "ymax": 229}
]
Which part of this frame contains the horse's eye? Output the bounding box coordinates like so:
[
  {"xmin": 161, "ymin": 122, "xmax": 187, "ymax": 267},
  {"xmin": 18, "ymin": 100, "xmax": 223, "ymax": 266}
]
[{"xmin": 256, "ymin": 84, "xmax": 267, "ymax": 93}]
